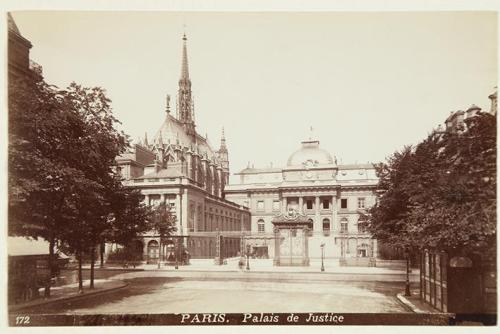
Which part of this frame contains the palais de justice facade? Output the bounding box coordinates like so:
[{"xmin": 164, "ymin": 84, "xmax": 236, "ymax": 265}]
[
  {"xmin": 114, "ymin": 33, "xmax": 379, "ymax": 265},
  {"xmin": 225, "ymin": 138, "xmax": 379, "ymax": 265}
]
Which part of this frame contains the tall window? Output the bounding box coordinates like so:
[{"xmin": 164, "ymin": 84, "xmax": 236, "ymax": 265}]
[
  {"xmin": 358, "ymin": 221, "xmax": 367, "ymax": 233},
  {"xmin": 322, "ymin": 218, "xmax": 330, "ymax": 236},
  {"xmin": 340, "ymin": 218, "xmax": 348, "ymax": 233},
  {"xmin": 257, "ymin": 200, "xmax": 264, "ymax": 211},
  {"xmin": 341, "ymin": 198, "xmax": 348, "ymax": 209},
  {"xmin": 322, "ymin": 199, "xmax": 330, "ymax": 210},
  {"xmin": 306, "ymin": 199, "xmax": 313, "ymax": 210},
  {"xmin": 358, "ymin": 197, "xmax": 365, "ymax": 209},
  {"xmin": 257, "ymin": 219, "xmax": 265, "ymax": 234},
  {"xmin": 272, "ymin": 200, "xmax": 280, "ymax": 212}
]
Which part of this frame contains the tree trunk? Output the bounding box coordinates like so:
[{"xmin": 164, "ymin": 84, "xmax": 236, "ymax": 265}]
[
  {"xmin": 78, "ymin": 250, "xmax": 83, "ymax": 293},
  {"xmin": 157, "ymin": 240, "xmax": 161, "ymax": 269},
  {"xmin": 100, "ymin": 242, "xmax": 105, "ymax": 268},
  {"xmin": 405, "ymin": 250, "xmax": 411, "ymax": 296},
  {"xmin": 44, "ymin": 235, "xmax": 55, "ymax": 298},
  {"xmin": 90, "ymin": 246, "xmax": 95, "ymax": 289}
]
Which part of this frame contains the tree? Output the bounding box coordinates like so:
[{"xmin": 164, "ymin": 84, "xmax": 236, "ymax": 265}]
[
  {"xmin": 369, "ymin": 112, "xmax": 496, "ymax": 262},
  {"xmin": 9, "ymin": 76, "xmax": 150, "ymax": 294},
  {"xmin": 368, "ymin": 146, "xmax": 416, "ymax": 250},
  {"xmin": 59, "ymin": 83, "xmax": 129, "ymax": 290},
  {"xmin": 149, "ymin": 202, "xmax": 177, "ymax": 268},
  {"xmin": 408, "ymin": 113, "xmax": 496, "ymax": 257},
  {"xmin": 8, "ymin": 74, "xmax": 88, "ymax": 296},
  {"xmin": 106, "ymin": 183, "xmax": 152, "ymax": 258}
]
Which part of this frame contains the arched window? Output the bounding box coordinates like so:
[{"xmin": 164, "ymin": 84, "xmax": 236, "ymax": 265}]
[
  {"xmin": 322, "ymin": 218, "xmax": 330, "ymax": 236},
  {"xmin": 257, "ymin": 219, "xmax": 265, "ymax": 234},
  {"xmin": 340, "ymin": 218, "xmax": 348, "ymax": 233}
]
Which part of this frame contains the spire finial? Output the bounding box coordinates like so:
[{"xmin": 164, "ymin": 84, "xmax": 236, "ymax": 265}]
[
  {"xmin": 158, "ymin": 130, "xmax": 164, "ymax": 147},
  {"xmin": 166, "ymin": 94, "xmax": 171, "ymax": 114},
  {"xmin": 144, "ymin": 132, "xmax": 149, "ymax": 147},
  {"xmin": 219, "ymin": 126, "xmax": 227, "ymax": 152},
  {"xmin": 180, "ymin": 32, "xmax": 189, "ymax": 79}
]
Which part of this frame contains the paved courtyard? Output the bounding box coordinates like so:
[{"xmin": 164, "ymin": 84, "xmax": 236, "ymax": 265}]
[{"xmin": 20, "ymin": 267, "xmax": 415, "ymax": 314}]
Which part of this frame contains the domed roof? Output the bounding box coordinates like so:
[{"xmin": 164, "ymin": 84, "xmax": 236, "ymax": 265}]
[{"xmin": 287, "ymin": 140, "xmax": 334, "ymax": 167}]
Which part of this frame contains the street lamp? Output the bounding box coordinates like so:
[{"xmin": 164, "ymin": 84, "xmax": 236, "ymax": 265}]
[
  {"xmin": 320, "ymin": 243, "xmax": 325, "ymax": 272},
  {"xmin": 404, "ymin": 248, "xmax": 411, "ymax": 296},
  {"xmin": 246, "ymin": 244, "xmax": 251, "ymax": 270},
  {"xmin": 175, "ymin": 239, "xmax": 179, "ymax": 270}
]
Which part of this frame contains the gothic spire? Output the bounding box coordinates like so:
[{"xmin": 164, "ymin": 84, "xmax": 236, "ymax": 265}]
[
  {"xmin": 144, "ymin": 132, "xmax": 149, "ymax": 147},
  {"xmin": 177, "ymin": 33, "xmax": 195, "ymax": 135}
]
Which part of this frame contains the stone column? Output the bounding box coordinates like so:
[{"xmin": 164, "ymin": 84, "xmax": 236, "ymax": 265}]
[
  {"xmin": 298, "ymin": 197, "xmax": 304, "ymax": 214},
  {"xmin": 314, "ymin": 196, "xmax": 320, "ymax": 231},
  {"xmin": 331, "ymin": 195, "xmax": 337, "ymax": 232},
  {"xmin": 144, "ymin": 194, "xmax": 150, "ymax": 206},
  {"xmin": 282, "ymin": 196, "xmax": 287, "ymax": 213},
  {"xmin": 175, "ymin": 193, "xmax": 182, "ymax": 234},
  {"xmin": 217, "ymin": 167, "xmax": 223, "ymax": 198},
  {"xmin": 181, "ymin": 190, "xmax": 188, "ymax": 236},
  {"xmin": 161, "ymin": 193, "xmax": 167, "ymax": 203}
]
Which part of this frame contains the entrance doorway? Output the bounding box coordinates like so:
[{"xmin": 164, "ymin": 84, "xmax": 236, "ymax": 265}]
[{"xmin": 147, "ymin": 240, "xmax": 159, "ymax": 264}]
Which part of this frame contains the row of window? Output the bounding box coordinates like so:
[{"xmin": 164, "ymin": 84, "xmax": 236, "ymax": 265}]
[
  {"xmin": 256, "ymin": 218, "xmax": 368, "ymax": 234},
  {"xmin": 253, "ymin": 197, "xmax": 367, "ymax": 212}
]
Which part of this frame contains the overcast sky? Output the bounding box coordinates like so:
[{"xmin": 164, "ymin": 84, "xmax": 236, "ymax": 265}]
[{"xmin": 12, "ymin": 11, "xmax": 497, "ymax": 181}]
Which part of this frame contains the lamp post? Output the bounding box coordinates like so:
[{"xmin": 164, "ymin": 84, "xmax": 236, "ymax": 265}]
[
  {"xmin": 246, "ymin": 244, "xmax": 251, "ymax": 270},
  {"xmin": 320, "ymin": 243, "xmax": 325, "ymax": 272},
  {"xmin": 404, "ymin": 247, "xmax": 411, "ymax": 296},
  {"xmin": 175, "ymin": 238, "xmax": 179, "ymax": 270}
]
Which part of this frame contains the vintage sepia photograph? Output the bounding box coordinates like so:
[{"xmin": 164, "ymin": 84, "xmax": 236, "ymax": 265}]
[{"xmin": 4, "ymin": 4, "xmax": 498, "ymax": 328}]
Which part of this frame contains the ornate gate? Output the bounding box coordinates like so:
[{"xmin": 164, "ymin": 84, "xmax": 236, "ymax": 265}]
[{"xmin": 272, "ymin": 209, "xmax": 311, "ymax": 266}]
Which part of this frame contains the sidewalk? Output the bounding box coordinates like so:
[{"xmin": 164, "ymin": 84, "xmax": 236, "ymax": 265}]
[
  {"xmin": 9, "ymin": 279, "xmax": 127, "ymax": 312},
  {"xmin": 397, "ymin": 290, "xmax": 442, "ymax": 313},
  {"xmin": 100, "ymin": 258, "xmax": 419, "ymax": 276},
  {"xmin": 136, "ymin": 258, "xmax": 418, "ymax": 276}
]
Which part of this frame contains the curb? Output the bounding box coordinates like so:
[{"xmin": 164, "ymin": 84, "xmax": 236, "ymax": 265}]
[
  {"xmin": 143, "ymin": 268, "xmax": 420, "ymax": 277},
  {"xmin": 396, "ymin": 293, "xmax": 426, "ymax": 313},
  {"xmin": 9, "ymin": 281, "xmax": 128, "ymax": 312}
]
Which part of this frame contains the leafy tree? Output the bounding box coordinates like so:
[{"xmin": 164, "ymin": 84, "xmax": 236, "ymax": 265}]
[
  {"xmin": 369, "ymin": 112, "xmax": 496, "ymax": 259},
  {"xmin": 59, "ymin": 83, "xmax": 129, "ymax": 290},
  {"xmin": 8, "ymin": 74, "xmax": 87, "ymax": 296},
  {"xmin": 408, "ymin": 113, "xmax": 496, "ymax": 257},
  {"xmin": 149, "ymin": 202, "xmax": 177, "ymax": 268},
  {"xmin": 9, "ymin": 75, "xmax": 150, "ymax": 294},
  {"xmin": 369, "ymin": 146, "xmax": 416, "ymax": 251}
]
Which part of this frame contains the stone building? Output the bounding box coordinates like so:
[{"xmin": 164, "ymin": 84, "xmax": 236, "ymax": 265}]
[
  {"xmin": 224, "ymin": 135, "xmax": 379, "ymax": 265},
  {"xmin": 8, "ymin": 13, "xmax": 42, "ymax": 82},
  {"xmin": 115, "ymin": 34, "xmax": 251, "ymax": 263},
  {"xmin": 444, "ymin": 93, "xmax": 497, "ymax": 133}
]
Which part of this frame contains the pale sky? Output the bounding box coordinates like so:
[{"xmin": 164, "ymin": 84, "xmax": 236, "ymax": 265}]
[{"xmin": 11, "ymin": 11, "xmax": 497, "ymax": 182}]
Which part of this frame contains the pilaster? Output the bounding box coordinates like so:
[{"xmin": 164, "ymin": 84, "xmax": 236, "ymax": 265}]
[{"xmin": 314, "ymin": 196, "xmax": 320, "ymax": 231}]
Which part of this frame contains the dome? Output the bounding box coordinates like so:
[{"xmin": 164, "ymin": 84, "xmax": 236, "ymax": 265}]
[{"xmin": 287, "ymin": 140, "xmax": 334, "ymax": 167}]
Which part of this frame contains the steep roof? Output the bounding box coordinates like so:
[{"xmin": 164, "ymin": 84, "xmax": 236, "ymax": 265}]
[
  {"xmin": 152, "ymin": 114, "xmax": 216, "ymax": 159},
  {"xmin": 7, "ymin": 13, "xmax": 21, "ymax": 35}
]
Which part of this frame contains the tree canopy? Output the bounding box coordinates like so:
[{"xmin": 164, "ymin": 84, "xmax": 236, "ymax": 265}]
[
  {"xmin": 9, "ymin": 72, "xmax": 151, "ymax": 291},
  {"xmin": 369, "ymin": 112, "xmax": 496, "ymax": 258}
]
